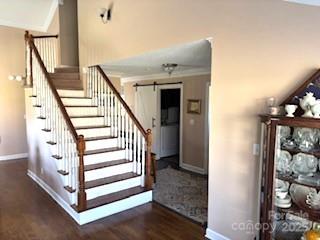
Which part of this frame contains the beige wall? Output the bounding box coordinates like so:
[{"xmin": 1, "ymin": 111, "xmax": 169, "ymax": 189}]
[
  {"xmin": 0, "ymin": 26, "xmax": 28, "ymax": 157},
  {"xmin": 78, "ymin": 0, "xmax": 320, "ymax": 238},
  {"xmin": 123, "ymin": 75, "xmax": 210, "ymax": 170}
]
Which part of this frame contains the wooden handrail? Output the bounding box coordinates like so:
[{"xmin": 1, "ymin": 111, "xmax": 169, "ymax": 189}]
[
  {"xmin": 32, "ymin": 34, "xmax": 59, "ymax": 39},
  {"xmin": 26, "ymin": 34, "xmax": 78, "ymax": 142},
  {"xmin": 96, "ymin": 65, "xmax": 148, "ymax": 138}
]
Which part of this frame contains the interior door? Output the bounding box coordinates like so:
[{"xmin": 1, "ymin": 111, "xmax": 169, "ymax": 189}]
[{"xmin": 135, "ymin": 86, "xmax": 158, "ymax": 155}]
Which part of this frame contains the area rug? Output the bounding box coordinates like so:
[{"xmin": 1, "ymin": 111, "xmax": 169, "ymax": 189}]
[{"xmin": 153, "ymin": 167, "xmax": 208, "ymax": 224}]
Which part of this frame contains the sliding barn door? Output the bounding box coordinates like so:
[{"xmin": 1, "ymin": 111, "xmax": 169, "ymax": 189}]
[{"xmin": 135, "ymin": 86, "xmax": 159, "ymax": 155}]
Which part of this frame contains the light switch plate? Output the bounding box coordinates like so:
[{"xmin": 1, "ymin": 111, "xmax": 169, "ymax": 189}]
[{"xmin": 253, "ymin": 144, "xmax": 260, "ymax": 156}]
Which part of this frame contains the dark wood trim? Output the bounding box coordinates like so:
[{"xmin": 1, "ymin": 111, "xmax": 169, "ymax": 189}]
[
  {"xmin": 95, "ymin": 65, "xmax": 147, "ymax": 138},
  {"xmin": 280, "ymin": 69, "xmax": 320, "ymax": 106},
  {"xmin": 77, "ymin": 135, "xmax": 87, "ymax": 211},
  {"xmin": 32, "ymin": 34, "xmax": 59, "ymax": 39}
]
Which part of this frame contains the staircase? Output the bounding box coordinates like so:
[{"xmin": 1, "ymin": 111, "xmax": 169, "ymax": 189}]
[{"xmin": 24, "ymin": 32, "xmax": 154, "ymax": 224}]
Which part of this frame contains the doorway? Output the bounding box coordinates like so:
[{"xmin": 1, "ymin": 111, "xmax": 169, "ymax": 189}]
[{"xmin": 157, "ymin": 85, "xmax": 182, "ymax": 170}]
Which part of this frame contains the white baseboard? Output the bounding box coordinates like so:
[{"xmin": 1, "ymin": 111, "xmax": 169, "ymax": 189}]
[
  {"xmin": 180, "ymin": 162, "xmax": 205, "ymax": 175},
  {"xmin": 206, "ymin": 228, "xmax": 230, "ymax": 240},
  {"xmin": 27, "ymin": 169, "xmax": 153, "ymax": 226},
  {"xmin": 27, "ymin": 170, "xmax": 80, "ymax": 223},
  {"xmin": 79, "ymin": 190, "xmax": 152, "ymax": 225},
  {"xmin": 0, "ymin": 153, "xmax": 28, "ymax": 161}
]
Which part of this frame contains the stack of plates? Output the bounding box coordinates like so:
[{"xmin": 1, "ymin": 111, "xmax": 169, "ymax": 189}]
[{"xmin": 275, "ymin": 195, "xmax": 292, "ymax": 208}]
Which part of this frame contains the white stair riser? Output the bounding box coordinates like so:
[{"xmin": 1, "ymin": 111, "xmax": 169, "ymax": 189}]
[
  {"xmin": 66, "ymin": 107, "xmax": 99, "ymax": 116},
  {"xmin": 77, "ymin": 128, "xmax": 111, "ymax": 138},
  {"xmin": 84, "ymin": 150, "xmax": 126, "ymax": 165},
  {"xmin": 79, "ymin": 191, "xmax": 152, "ymax": 225},
  {"xmin": 86, "ymin": 176, "xmax": 141, "ymax": 200},
  {"xmin": 58, "ymin": 90, "xmax": 84, "ymax": 97},
  {"xmin": 85, "ymin": 162, "xmax": 133, "ymax": 181},
  {"xmin": 71, "ymin": 117, "xmax": 105, "ymax": 127},
  {"xmin": 86, "ymin": 138, "xmax": 118, "ymax": 151},
  {"xmin": 62, "ymin": 98, "xmax": 93, "ymax": 106}
]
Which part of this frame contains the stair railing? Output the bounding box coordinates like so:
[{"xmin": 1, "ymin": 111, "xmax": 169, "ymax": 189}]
[
  {"xmin": 24, "ymin": 31, "xmax": 59, "ymax": 86},
  {"xmin": 25, "ymin": 32, "xmax": 87, "ymax": 211},
  {"xmin": 87, "ymin": 66, "xmax": 154, "ymax": 189}
]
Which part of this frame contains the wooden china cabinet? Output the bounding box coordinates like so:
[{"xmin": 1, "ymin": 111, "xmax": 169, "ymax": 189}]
[{"xmin": 259, "ymin": 69, "xmax": 320, "ymax": 240}]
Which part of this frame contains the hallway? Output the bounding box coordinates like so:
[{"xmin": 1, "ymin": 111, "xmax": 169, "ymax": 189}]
[{"xmin": 0, "ymin": 159, "xmax": 204, "ymax": 240}]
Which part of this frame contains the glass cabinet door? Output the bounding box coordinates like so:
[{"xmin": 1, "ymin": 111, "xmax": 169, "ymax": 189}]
[{"xmin": 270, "ymin": 124, "xmax": 320, "ymax": 240}]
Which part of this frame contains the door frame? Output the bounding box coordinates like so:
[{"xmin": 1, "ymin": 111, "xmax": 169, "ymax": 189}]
[{"xmin": 156, "ymin": 83, "xmax": 183, "ymax": 163}]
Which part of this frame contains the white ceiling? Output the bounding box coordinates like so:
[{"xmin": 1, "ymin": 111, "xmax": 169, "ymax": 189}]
[
  {"xmin": 284, "ymin": 0, "xmax": 320, "ymax": 6},
  {"xmin": 101, "ymin": 39, "xmax": 212, "ymax": 81},
  {"xmin": 0, "ymin": 0, "xmax": 59, "ymax": 32}
]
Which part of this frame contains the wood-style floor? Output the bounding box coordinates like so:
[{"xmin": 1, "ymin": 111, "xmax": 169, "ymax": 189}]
[{"xmin": 0, "ymin": 159, "xmax": 205, "ymax": 240}]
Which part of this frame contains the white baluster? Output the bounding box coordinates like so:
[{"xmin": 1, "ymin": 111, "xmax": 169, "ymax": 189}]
[
  {"xmin": 121, "ymin": 106, "xmax": 125, "ymax": 148},
  {"xmin": 141, "ymin": 136, "xmax": 146, "ymax": 186},
  {"xmin": 137, "ymin": 131, "xmax": 141, "ymax": 175},
  {"xmin": 133, "ymin": 126, "xmax": 137, "ymax": 173}
]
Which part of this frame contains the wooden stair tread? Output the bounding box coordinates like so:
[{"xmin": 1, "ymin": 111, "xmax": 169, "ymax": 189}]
[
  {"xmin": 75, "ymin": 125, "xmax": 110, "ymax": 130},
  {"xmin": 84, "ymin": 159, "xmax": 130, "ymax": 171},
  {"xmin": 70, "ymin": 115, "xmax": 104, "ymax": 118},
  {"xmin": 85, "ymin": 172, "xmax": 139, "ymax": 189},
  {"xmin": 54, "ymin": 66, "xmax": 79, "ymax": 73},
  {"xmin": 84, "ymin": 136, "xmax": 117, "ymax": 141},
  {"xmin": 57, "ymin": 86, "xmax": 83, "ymax": 90},
  {"xmin": 84, "ymin": 186, "xmax": 148, "ymax": 211},
  {"xmin": 84, "ymin": 147, "xmax": 125, "ymax": 155},
  {"xmin": 60, "ymin": 96, "xmax": 91, "ymax": 99},
  {"xmin": 50, "ymin": 73, "xmax": 80, "ymax": 79},
  {"xmin": 65, "ymin": 105, "xmax": 98, "ymax": 108}
]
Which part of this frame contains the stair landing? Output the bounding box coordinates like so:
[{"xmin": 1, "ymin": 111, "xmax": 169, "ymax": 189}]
[{"xmin": 50, "ymin": 66, "xmax": 83, "ymax": 90}]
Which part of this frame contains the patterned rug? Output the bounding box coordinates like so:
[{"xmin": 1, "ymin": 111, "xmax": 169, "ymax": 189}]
[{"xmin": 153, "ymin": 167, "xmax": 208, "ymax": 224}]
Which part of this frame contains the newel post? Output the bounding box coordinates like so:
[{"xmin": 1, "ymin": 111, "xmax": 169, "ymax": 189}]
[
  {"xmin": 24, "ymin": 31, "xmax": 33, "ymax": 87},
  {"xmin": 145, "ymin": 129, "xmax": 153, "ymax": 189},
  {"xmin": 77, "ymin": 135, "xmax": 87, "ymax": 211}
]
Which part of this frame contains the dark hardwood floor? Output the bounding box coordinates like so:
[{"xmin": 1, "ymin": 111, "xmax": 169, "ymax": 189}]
[{"xmin": 0, "ymin": 159, "xmax": 204, "ymax": 240}]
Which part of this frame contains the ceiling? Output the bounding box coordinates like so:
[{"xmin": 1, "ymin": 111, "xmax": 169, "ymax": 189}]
[
  {"xmin": 284, "ymin": 0, "xmax": 320, "ymax": 6},
  {"xmin": 0, "ymin": 0, "xmax": 59, "ymax": 32},
  {"xmin": 101, "ymin": 39, "xmax": 212, "ymax": 81}
]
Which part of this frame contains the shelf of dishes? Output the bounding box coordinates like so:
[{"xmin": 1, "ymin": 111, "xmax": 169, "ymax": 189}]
[
  {"xmin": 275, "ymin": 179, "xmax": 320, "ymax": 222},
  {"xmin": 276, "ymin": 202, "xmax": 320, "ymax": 223},
  {"xmin": 277, "ymin": 173, "xmax": 320, "ymax": 191}
]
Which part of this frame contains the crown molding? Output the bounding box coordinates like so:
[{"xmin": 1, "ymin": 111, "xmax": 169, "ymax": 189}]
[
  {"xmin": 43, "ymin": 0, "xmax": 59, "ymax": 32},
  {"xmin": 0, "ymin": 0, "xmax": 58, "ymax": 32},
  {"xmin": 120, "ymin": 68, "xmax": 211, "ymax": 84}
]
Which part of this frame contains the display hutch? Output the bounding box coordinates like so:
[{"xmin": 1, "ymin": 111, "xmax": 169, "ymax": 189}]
[{"xmin": 260, "ymin": 69, "xmax": 320, "ymax": 240}]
